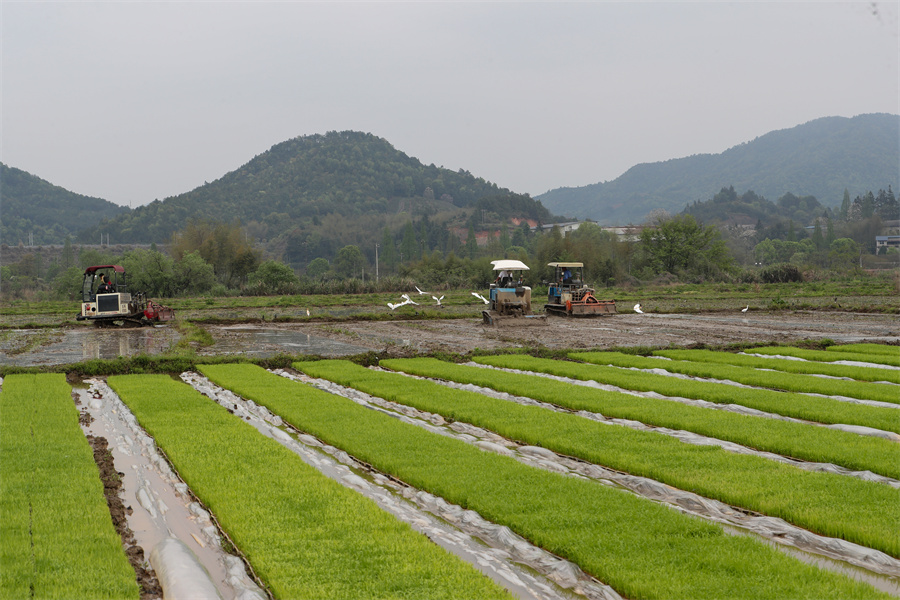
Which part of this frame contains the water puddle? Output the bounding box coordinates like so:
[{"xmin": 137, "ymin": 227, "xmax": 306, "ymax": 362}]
[
  {"xmin": 201, "ymin": 325, "xmax": 367, "ymax": 357},
  {"xmin": 0, "ymin": 327, "xmax": 181, "ymax": 367},
  {"xmin": 0, "ymin": 324, "xmax": 367, "ymax": 366}
]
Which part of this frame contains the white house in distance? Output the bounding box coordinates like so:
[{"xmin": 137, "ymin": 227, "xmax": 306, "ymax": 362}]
[
  {"xmin": 531, "ymin": 221, "xmax": 644, "ymax": 241},
  {"xmin": 875, "ymin": 236, "xmax": 900, "ymax": 252}
]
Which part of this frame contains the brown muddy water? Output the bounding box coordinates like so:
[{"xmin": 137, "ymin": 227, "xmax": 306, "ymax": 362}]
[{"xmin": 0, "ymin": 324, "xmax": 368, "ymax": 367}]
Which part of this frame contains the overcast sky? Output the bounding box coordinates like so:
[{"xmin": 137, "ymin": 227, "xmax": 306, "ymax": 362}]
[{"xmin": 2, "ymin": 1, "xmax": 897, "ymax": 209}]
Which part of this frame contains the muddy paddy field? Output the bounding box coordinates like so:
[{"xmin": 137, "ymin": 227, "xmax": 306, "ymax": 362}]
[{"xmin": 2, "ymin": 308, "xmax": 898, "ymax": 367}]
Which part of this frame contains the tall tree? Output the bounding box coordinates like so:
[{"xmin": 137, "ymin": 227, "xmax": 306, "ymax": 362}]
[
  {"xmin": 334, "ymin": 245, "xmax": 365, "ymax": 279},
  {"xmin": 400, "ymin": 222, "xmax": 418, "ymax": 263},
  {"xmin": 380, "ymin": 227, "xmax": 397, "ymax": 274},
  {"xmin": 639, "ymin": 214, "xmax": 733, "ymax": 278}
]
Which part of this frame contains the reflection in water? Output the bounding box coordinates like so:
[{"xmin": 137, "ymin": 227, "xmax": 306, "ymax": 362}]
[
  {"xmin": 0, "ymin": 325, "xmax": 366, "ymax": 367},
  {"xmin": 0, "ymin": 327, "xmax": 181, "ymax": 367},
  {"xmin": 203, "ymin": 326, "xmax": 367, "ymax": 358}
]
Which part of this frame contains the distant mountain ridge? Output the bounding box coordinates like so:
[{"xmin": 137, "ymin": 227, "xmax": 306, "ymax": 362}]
[
  {"xmin": 537, "ymin": 113, "xmax": 899, "ymax": 225},
  {"xmin": 0, "ymin": 163, "xmax": 128, "ymax": 246}
]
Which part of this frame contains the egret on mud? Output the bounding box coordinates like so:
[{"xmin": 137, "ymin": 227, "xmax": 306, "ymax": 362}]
[{"xmin": 634, "ymin": 304, "xmax": 643, "ymax": 314}]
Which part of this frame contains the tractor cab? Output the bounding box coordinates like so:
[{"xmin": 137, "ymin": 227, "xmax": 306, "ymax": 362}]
[
  {"xmin": 77, "ymin": 265, "xmax": 173, "ymax": 326},
  {"xmin": 482, "ymin": 260, "xmax": 546, "ymax": 325},
  {"xmin": 79, "ymin": 265, "xmax": 133, "ymax": 321},
  {"xmin": 547, "ymin": 262, "xmax": 585, "ymax": 302},
  {"xmin": 545, "ymin": 262, "xmax": 617, "ymax": 317}
]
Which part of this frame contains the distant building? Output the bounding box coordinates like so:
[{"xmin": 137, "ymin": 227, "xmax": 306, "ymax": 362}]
[
  {"xmin": 531, "ymin": 221, "xmax": 584, "ymax": 235},
  {"xmin": 875, "ymin": 236, "xmax": 900, "ymax": 250},
  {"xmin": 531, "ymin": 221, "xmax": 644, "ymax": 241}
]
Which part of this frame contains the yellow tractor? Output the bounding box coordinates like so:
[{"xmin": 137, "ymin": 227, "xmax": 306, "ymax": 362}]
[
  {"xmin": 482, "ymin": 260, "xmax": 547, "ymax": 326},
  {"xmin": 545, "ymin": 262, "xmax": 617, "ymax": 317}
]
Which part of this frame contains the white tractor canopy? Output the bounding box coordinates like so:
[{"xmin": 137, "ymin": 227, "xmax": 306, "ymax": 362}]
[
  {"xmin": 547, "ymin": 262, "xmax": 584, "ymax": 268},
  {"xmin": 491, "ymin": 259, "xmax": 530, "ymax": 271}
]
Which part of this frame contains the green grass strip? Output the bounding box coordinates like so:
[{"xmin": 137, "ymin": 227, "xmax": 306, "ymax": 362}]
[
  {"xmin": 655, "ymin": 348, "xmax": 900, "ymax": 384},
  {"xmin": 828, "ymin": 343, "xmax": 900, "ymax": 357},
  {"xmin": 478, "ymin": 354, "xmax": 900, "ymax": 435},
  {"xmin": 569, "ymin": 352, "xmax": 900, "ymax": 406},
  {"xmin": 752, "ymin": 346, "xmax": 900, "ymax": 367},
  {"xmin": 201, "ymin": 362, "xmax": 889, "ymax": 600},
  {"xmin": 571, "ymin": 351, "xmax": 900, "ymax": 406},
  {"xmin": 108, "ymin": 373, "xmax": 510, "ymax": 600},
  {"xmin": 0, "ymin": 374, "xmax": 139, "ymax": 600},
  {"xmin": 0, "ymin": 376, "xmax": 34, "ymax": 600},
  {"xmin": 381, "ymin": 358, "xmax": 899, "ymax": 480}
]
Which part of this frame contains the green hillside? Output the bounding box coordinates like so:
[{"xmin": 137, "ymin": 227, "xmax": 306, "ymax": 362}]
[
  {"xmin": 79, "ymin": 131, "xmax": 552, "ymax": 248},
  {"xmin": 538, "ymin": 113, "xmax": 899, "ymax": 224},
  {"xmin": 0, "ymin": 163, "xmax": 128, "ymax": 246}
]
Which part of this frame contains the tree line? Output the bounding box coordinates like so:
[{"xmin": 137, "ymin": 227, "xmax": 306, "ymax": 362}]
[{"xmin": 3, "ymin": 185, "xmax": 896, "ymax": 302}]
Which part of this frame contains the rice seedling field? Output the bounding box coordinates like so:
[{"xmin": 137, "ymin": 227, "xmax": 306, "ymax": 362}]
[
  {"xmin": 750, "ymin": 345, "xmax": 900, "ymax": 368},
  {"xmin": 0, "ymin": 374, "xmax": 139, "ymax": 600},
  {"xmin": 3, "ymin": 342, "xmax": 898, "ymax": 599}
]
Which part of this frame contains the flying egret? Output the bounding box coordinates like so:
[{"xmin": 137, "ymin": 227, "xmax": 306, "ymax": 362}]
[
  {"xmin": 472, "ymin": 292, "xmax": 489, "ymax": 304},
  {"xmin": 741, "ymin": 305, "xmax": 749, "ymax": 313},
  {"xmin": 634, "ymin": 303, "xmax": 643, "ymax": 314},
  {"xmin": 415, "ymin": 286, "xmax": 428, "ymax": 295},
  {"xmin": 401, "ymin": 293, "xmax": 419, "ymax": 305},
  {"xmin": 389, "ymin": 297, "xmax": 415, "ymax": 310},
  {"xmin": 432, "ymin": 295, "xmax": 444, "ymax": 306}
]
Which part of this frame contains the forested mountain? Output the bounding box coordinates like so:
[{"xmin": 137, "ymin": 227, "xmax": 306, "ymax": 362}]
[
  {"xmin": 538, "ymin": 113, "xmax": 899, "ymax": 225},
  {"xmin": 683, "ymin": 186, "xmax": 831, "ymax": 228},
  {"xmin": 78, "ymin": 131, "xmax": 553, "ymax": 247},
  {"xmin": 0, "ymin": 163, "xmax": 128, "ymax": 246}
]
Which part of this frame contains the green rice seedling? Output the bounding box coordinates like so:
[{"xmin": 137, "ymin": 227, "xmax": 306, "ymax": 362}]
[
  {"xmin": 570, "ymin": 351, "xmax": 900, "ymax": 406},
  {"xmin": 381, "ymin": 358, "xmax": 899, "ymax": 479},
  {"xmin": 752, "ymin": 346, "xmax": 900, "ymax": 368},
  {"xmin": 301, "ymin": 359, "xmax": 899, "ymax": 559},
  {"xmin": 476, "ymin": 354, "xmax": 900, "ymax": 435},
  {"xmin": 828, "ymin": 343, "xmax": 900, "ymax": 357},
  {"xmin": 0, "ymin": 377, "xmax": 33, "ymax": 600},
  {"xmin": 204, "ymin": 361, "xmax": 894, "ymax": 600},
  {"xmin": 656, "ymin": 348, "xmax": 900, "ymax": 384},
  {"xmin": 0, "ymin": 374, "xmax": 139, "ymax": 600},
  {"xmin": 108, "ymin": 373, "xmax": 511, "ymax": 600}
]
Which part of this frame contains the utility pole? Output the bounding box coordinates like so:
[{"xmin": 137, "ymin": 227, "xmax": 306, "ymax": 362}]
[{"xmin": 375, "ymin": 243, "xmax": 379, "ymax": 283}]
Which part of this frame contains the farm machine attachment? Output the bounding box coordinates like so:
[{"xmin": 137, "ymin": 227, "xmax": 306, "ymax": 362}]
[
  {"xmin": 545, "ymin": 262, "xmax": 617, "ymax": 317},
  {"xmin": 76, "ymin": 265, "xmax": 174, "ymax": 327},
  {"xmin": 482, "ymin": 260, "xmax": 547, "ymax": 326}
]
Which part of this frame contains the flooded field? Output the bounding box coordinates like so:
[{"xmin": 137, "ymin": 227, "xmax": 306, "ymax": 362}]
[
  {"xmin": 2, "ymin": 309, "xmax": 897, "ymax": 367},
  {"xmin": 0, "ymin": 324, "xmax": 368, "ymax": 367}
]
